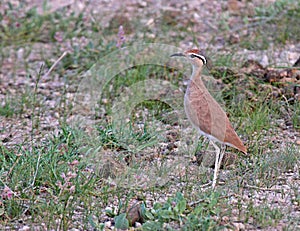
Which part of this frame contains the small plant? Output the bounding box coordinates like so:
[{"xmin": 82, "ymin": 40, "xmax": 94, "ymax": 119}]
[
  {"xmin": 143, "ymin": 192, "xmax": 220, "ymax": 230},
  {"xmin": 291, "ymin": 100, "xmax": 300, "ymax": 129},
  {"xmin": 245, "ymin": 203, "xmax": 284, "ymax": 228},
  {"xmin": 0, "ymin": 94, "xmax": 29, "ymax": 117},
  {"xmin": 0, "ymin": 100, "xmax": 15, "ymax": 117},
  {"xmin": 114, "ymin": 213, "xmax": 130, "ymax": 230}
]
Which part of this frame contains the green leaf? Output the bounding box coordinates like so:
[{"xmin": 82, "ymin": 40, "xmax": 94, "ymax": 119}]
[
  {"xmin": 145, "ymin": 210, "xmax": 155, "ymax": 220},
  {"xmin": 0, "ymin": 207, "xmax": 4, "ymax": 216},
  {"xmin": 175, "ymin": 192, "xmax": 184, "ymax": 201},
  {"xmin": 159, "ymin": 210, "xmax": 173, "ymax": 220},
  {"xmin": 142, "ymin": 221, "xmax": 163, "ymax": 231},
  {"xmin": 105, "ymin": 209, "xmax": 115, "ymax": 217},
  {"xmin": 153, "ymin": 202, "xmax": 162, "ymax": 210},
  {"xmin": 114, "ymin": 213, "xmax": 129, "ymax": 230},
  {"xmin": 176, "ymin": 199, "xmax": 186, "ymax": 214},
  {"xmin": 140, "ymin": 203, "xmax": 147, "ymax": 219}
]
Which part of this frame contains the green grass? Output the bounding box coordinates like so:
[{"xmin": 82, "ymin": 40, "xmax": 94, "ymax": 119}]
[
  {"xmin": 215, "ymin": 0, "xmax": 300, "ymax": 49},
  {"xmin": 0, "ymin": 0, "xmax": 300, "ymax": 230},
  {"xmin": 0, "ymin": 91, "xmax": 34, "ymax": 117},
  {"xmin": 254, "ymin": 0, "xmax": 300, "ymax": 44},
  {"xmin": 292, "ymin": 101, "xmax": 300, "ymax": 129},
  {"xmin": 2, "ymin": 87, "xmax": 298, "ymax": 229},
  {"xmin": 0, "ymin": 99, "xmax": 17, "ymax": 117}
]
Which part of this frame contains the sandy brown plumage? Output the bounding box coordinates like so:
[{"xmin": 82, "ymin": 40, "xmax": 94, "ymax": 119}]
[
  {"xmin": 171, "ymin": 49, "xmax": 247, "ymax": 188},
  {"xmin": 185, "ymin": 76, "xmax": 247, "ymax": 154}
]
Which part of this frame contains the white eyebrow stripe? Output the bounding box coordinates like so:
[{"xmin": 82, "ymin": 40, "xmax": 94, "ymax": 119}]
[{"xmin": 190, "ymin": 53, "xmax": 207, "ymax": 65}]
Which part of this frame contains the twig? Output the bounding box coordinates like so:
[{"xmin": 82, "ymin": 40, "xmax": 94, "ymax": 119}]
[
  {"xmin": 204, "ymin": 19, "xmax": 218, "ymax": 31},
  {"xmin": 188, "ymin": 198, "xmax": 206, "ymax": 207},
  {"xmin": 6, "ymin": 155, "xmax": 22, "ymax": 181},
  {"xmin": 243, "ymin": 184, "xmax": 282, "ymax": 192},
  {"xmin": 28, "ymin": 51, "xmax": 68, "ymax": 189},
  {"xmin": 43, "ymin": 51, "xmax": 68, "ymax": 78},
  {"xmin": 30, "ymin": 150, "xmax": 42, "ymax": 188},
  {"xmin": 159, "ymin": 6, "xmax": 181, "ymax": 12},
  {"xmin": 189, "ymin": 194, "xmax": 235, "ymax": 207}
]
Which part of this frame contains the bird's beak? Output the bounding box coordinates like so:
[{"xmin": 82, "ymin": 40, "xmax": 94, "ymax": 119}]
[{"xmin": 170, "ymin": 53, "xmax": 185, "ymax": 57}]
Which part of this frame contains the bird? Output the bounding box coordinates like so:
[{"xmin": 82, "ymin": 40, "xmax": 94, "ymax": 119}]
[{"xmin": 171, "ymin": 49, "xmax": 247, "ymax": 189}]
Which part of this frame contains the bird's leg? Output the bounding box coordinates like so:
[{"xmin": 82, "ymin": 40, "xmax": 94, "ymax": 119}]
[
  {"xmin": 211, "ymin": 141, "xmax": 220, "ymax": 189},
  {"xmin": 217, "ymin": 144, "xmax": 226, "ymax": 170}
]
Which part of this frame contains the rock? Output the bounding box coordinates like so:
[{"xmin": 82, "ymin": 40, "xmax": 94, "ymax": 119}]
[
  {"xmin": 232, "ymin": 222, "xmax": 245, "ymax": 230},
  {"xmin": 126, "ymin": 202, "xmax": 144, "ymax": 226}
]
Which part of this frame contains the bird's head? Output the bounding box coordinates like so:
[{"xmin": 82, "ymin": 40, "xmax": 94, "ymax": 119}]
[{"xmin": 171, "ymin": 49, "xmax": 207, "ymax": 69}]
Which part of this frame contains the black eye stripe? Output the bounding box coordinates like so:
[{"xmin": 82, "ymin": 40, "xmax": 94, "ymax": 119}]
[{"xmin": 190, "ymin": 54, "xmax": 207, "ymax": 65}]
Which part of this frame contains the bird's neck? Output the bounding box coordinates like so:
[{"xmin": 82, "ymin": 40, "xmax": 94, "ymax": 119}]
[{"xmin": 190, "ymin": 66, "xmax": 204, "ymax": 81}]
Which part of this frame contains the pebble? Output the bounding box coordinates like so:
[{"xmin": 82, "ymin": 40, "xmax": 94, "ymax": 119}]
[
  {"xmin": 18, "ymin": 226, "xmax": 30, "ymax": 231},
  {"xmin": 105, "ymin": 221, "xmax": 112, "ymax": 228},
  {"xmin": 233, "ymin": 222, "xmax": 246, "ymax": 230}
]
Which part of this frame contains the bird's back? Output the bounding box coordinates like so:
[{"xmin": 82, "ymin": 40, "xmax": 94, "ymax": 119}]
[{"xmin": 184, "ymin": 78, "xmax": 247, "ymax": 154}]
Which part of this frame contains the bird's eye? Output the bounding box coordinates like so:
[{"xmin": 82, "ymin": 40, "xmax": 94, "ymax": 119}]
[{"xmin": 189, "ymin": 53, "xmax": 207, "ymax": 65}]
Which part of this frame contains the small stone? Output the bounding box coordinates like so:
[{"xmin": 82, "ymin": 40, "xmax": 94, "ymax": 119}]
[
  {"xmin": 127, "ymin": 203, "xmax": 143, "ymax": 226},
  {"xmin": 232, "ymin": 222, "xmax": 245, "ymax": 230},
  {"xmin": 229, "ymin": 34, "xmax": 240, "ymax": 44},
  {"xmin": 135, "ymin": 222, "xmax": 142, "ymax": 227},
  {"xmin": 102, "ymin": 98, "xmax": 108, "ymax": 104},
  {"xmin": 261, "ymin": 54, "xmax": 269, "ymax": 67},
  {"xmin": 166, "ymin": 143, "xmax": 177, "ymax": 150},
  {"xmin": 105, "ymin": 220, "xmax": 112, "ymax": 228},
  {"xmin": 19, "ymin": 226, "xmax": 30, "ymax": 231},
  {"xmin": 222, "ymin": 216, "xmax": 230, "ymax": 223}
]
